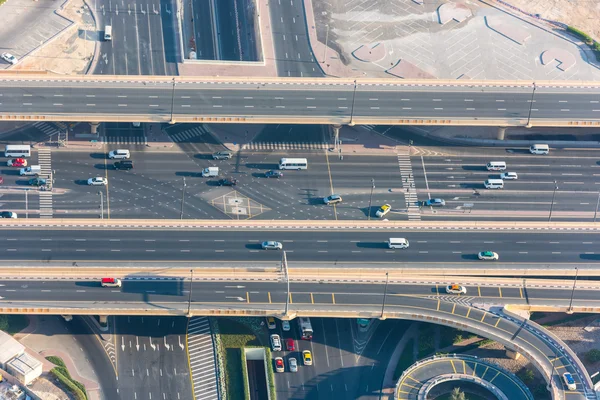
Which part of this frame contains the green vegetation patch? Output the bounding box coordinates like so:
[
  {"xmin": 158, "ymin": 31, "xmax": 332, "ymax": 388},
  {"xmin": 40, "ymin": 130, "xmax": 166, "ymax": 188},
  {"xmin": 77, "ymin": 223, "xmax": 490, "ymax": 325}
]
[
  {"xmin": 0, "ymin": 315, "xmax": 29, "ymax": 336},
  {"xmin": 566, "ymin": 26, "xmax": 600, "ymax": 61},
  {"xmin": 45, "ymin": 355, "xmax": 67, "ymax": 368},
  {"xmin": 49, "ymin": 364, "xmax": 88, "ymax": 400},
  {"xmin": 216, "ymin": 318, "xmax": 264, "ymax": 400},
  {"xmin": 393, "ymin": 338, "xmax": 415, "ymax": 380},
  {"xmin": 417, "ymin": 324, "xmax": 436, "ymax": 358}
]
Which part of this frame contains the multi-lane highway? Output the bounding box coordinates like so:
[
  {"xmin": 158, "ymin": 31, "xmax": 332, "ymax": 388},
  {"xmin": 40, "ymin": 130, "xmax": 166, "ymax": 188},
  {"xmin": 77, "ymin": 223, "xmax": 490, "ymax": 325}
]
[
  {"xmin": 1, "ymin": 227, "xmax": 600, "ymax": 266},
  {"xmin": 2, "ymin": 76, "xmax": 600, "ymax": 125}
]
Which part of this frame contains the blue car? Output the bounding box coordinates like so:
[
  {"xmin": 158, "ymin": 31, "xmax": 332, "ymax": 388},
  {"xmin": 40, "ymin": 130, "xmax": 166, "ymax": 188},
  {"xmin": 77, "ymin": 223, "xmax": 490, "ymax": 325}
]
[{"xmin": 424, "ymin": 198, "xmax": 445, "ymax": 207}]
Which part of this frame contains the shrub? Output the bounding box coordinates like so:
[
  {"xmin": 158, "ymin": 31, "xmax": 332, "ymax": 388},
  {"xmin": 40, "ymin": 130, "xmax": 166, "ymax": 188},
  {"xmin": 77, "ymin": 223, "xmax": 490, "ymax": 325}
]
[
  {"xmin": 518, "ymin": 368, "xmax": 535, "ymax": 384},
  {"xmin": 585, "ymin": 349, "xmax": 600, "ymax": 363},
  {"xmin": 45, "ymin": 356, "xmax": 67, "ymax": 368},
  {"xmin": 50, "ymin": 368, "xmax": 87, "ymax": 400},
  {"xmin": 567, "ymin": 26, "xmax": 594, "ymax": 44}
]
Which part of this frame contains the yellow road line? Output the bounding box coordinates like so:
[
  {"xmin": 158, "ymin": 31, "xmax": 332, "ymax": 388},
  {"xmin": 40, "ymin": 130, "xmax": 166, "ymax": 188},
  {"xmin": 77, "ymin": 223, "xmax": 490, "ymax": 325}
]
[
  {"xmin": 407, "ymin": 375, "xmax": 420, "ymax": 384},
  {"xmin": 498, "ymin": 287, "xmax": 503, "ymax": 298},
  {"xmin": 324, "ymin": 149, "xmax": 337, "ymax": 221},
  {"xmin": 466, "ymin": 308, "xmax": 471, "ymax": 318},
  {"xmin": 310, "ymin": 293, "xmax": 314, "ymax": 304},
  {"xmin": 289, "ymin": 293, "xmax": 293, "ymax": 304},
  {"xmin": 490, "ymin": 371, "xmax": 501, "ymax": 383},
  {"xmin": 436, "ymin": 284, "xmax": 439, "ymax": 295},
  {"xmin": 462, "ymin": 360, "xmax": 466, "ymax": 374},
  {"xmin": 402, "ymin": 382, "xmax": 419, "ymax": 390},
  {"xmin": 481, "ymin": 366, "xmax": 489, "ymax": 379},
  {"xmin": 480, "ymin": 312, "xmax": 486, "ymax": 322},
  {"xmin": 437, "ymin": 299, "xmax": 440, "ymax": 311},
  {"xmin": 331, "ymin": 293, "xmax": 335, "ymax": 304},
  {"xmin": 472, "ymin": 362, "xmax": 477, "ymax": 376},
  {"xmin": 451, "ymin": 304, "xmax": 456, "ymax": 314},
  {"xmin": 268, "ymin": 292, "xmax": 272, "ymax": 303},
  {"xmin": 519, "ymin": 287, "xmax": 523, "ymax": 298},
  {"xmin": 555, "ymin": 365, "xmax": 566, "ymax": 370},
  {"xmin": 478, "ymin": 286, "xmax": 481, "ymax": 297},
  {"xmin": 450, "ymin": 360, "xmax": 457, "ymax": 373},
  {"xmin": 246, "ymin": 292, "xmax": 249, "ymax": 303},
  {"xmin": 495, "ymin": 318, "xmax": 501, "ymax": 327}
]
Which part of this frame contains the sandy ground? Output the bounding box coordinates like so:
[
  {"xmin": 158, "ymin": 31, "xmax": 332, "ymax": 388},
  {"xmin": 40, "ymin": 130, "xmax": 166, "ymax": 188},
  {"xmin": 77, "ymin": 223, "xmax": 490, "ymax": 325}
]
[
  {"xmin": 13, "ymin": 0, "xmax": 94, "ymax": 74},
  {"xmin": 505, "ymin": 0, "xmax": 600, "ymax": 41}
]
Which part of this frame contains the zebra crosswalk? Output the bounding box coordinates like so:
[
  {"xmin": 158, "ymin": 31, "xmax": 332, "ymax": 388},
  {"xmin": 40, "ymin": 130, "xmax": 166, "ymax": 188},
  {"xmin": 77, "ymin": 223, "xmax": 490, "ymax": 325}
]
[
  {"xmin": 37, "ymin": 148, "xmax": 53, "ymax": 218},
  {"xmin": 397, "ymin": 152, "xmax": 420, "ymax": 221},
  {"xmin": 187, "ymin": 317, "xmax": 219, "ymax": 400},
  {"xmin": 32, "ymin": 122, "xmax": 61, "ymax": 139},
  {"xmin": 169, "ymin": 125, "xmax": 209, "ymax": 143},
  {"xmin": 100, "ymin": 136, "xmax": 148, "ymax": 145},
  {"xmin": 241, "ymin": 142, "xmax": 328, "ymax": 150}
]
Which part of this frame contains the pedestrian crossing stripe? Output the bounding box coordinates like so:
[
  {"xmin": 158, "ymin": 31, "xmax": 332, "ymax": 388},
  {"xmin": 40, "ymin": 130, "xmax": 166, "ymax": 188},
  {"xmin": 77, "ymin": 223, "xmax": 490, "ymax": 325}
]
[
  {"xmin": 100, "ymin": 136, "xmax": 148, "ymax": 145},
  {"xmin": 169, "ymin": 126, "xmax": 208, "ymax": 142},
  {"xmin": 187, "ymin": 317, "xmax": 219, "ymax": 400},
  {"xmin": 241, "ymin": 142, "xmax": 328, "ymax": 150},
  {"xmin": 397, "ymin": 153, "xmax": 421, "ymax": 221},
  {"xmin": 33, "ymin": 122, "xmax": 61, "ymax": 138}
]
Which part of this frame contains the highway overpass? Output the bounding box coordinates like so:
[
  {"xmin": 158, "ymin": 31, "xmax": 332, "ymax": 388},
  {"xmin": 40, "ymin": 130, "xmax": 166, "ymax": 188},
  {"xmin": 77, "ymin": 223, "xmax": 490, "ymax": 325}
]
[{"xmin": 2, "ymin": 74, "xmax": 600, "ymax": 127}]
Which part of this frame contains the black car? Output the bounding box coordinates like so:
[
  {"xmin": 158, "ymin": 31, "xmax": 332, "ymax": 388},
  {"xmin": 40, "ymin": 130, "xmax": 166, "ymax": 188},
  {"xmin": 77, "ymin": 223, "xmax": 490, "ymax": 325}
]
[
  {"xmin": 218, "ymin": 178, "xmax": 238, "ymax": 186},
  {"xmin": 29, "ymin": 177, "xmax": 47, "ymax": 187},
  {"xmin": 114, "ymin": 160, "xmax": 134, "ymax": 170},
  {"xmin": 265, "ymin": 170, "xmax": 283, "ymax": 178}
]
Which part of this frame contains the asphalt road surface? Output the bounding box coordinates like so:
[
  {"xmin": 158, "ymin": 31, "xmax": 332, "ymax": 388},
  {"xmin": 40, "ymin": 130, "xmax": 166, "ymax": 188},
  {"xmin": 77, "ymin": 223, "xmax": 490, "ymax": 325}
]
[
  {"xmin": 0, "ymin": 279, "xmax": 593, "ymax": 399},
  {"xmin": 3, "ymin": 79, "xmax": 598, "ymax": 124},
  {"xmin": 93, "ymin": 0, "xmax": 179, "ymax": 75},
  {"xmin": 115, "ymin": 316, "xmax": 192, "ymax": 400},
  {"xmin": 2, "ymin": 227, "xmax": 600, "ymax": 265}
]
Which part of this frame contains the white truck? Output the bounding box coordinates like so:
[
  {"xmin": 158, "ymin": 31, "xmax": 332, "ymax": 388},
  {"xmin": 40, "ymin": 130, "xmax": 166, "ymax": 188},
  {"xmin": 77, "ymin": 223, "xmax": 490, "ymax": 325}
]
[
  {"xmin": 20, "ymin": 165, "xmax": 41, "ymax": 176},
  {"xmin": 104, "ymin": 25, "xmax": 112, "ymax": 41},
  {"xmin": 298, "ymin": 317, "xmax": 313, "ymax": 340},
  {"xmin": 201, "ymin": 167, "xmax": 219, "ymax": 177}
]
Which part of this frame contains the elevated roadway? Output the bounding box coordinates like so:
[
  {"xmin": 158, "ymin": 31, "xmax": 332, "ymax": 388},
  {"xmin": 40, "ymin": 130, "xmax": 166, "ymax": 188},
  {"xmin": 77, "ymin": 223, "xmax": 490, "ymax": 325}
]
[{"xmin": 1, "ymin": 75, "xmax": 600, "ymax": 126}]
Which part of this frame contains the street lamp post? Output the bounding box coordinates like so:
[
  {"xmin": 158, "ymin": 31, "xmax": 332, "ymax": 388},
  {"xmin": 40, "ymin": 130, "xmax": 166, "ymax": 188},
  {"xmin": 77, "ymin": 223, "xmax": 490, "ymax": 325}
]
[
  {"xmin": 323, "ymin": 25, "xmax": 329, "ymax": 65},
  {"xmin": 380, "ymin": 272, "xmax": 389, "ymax": 319},
  {"xmin": 368, "ymin": 179, "xmax": 375, "ymax": 220},
  {"xmin": 180, "ymin": 177, "xmax": 186, "ymax": 219},
  {"xmin": 567, "ymin": 267, "xmax": 579, "ymax": 314},
  {"xmin": 187, "ymin": 269, "xmax": 194, "ymax": 317},
  {"xmin": 548, "ymin": 181, "xmax": 558, "ymax": 222},
  {"xmin": 547, "ymin": 351, "xmax": 558, "ymax": 390},
  {"xmin": 97, "ymin": 191, "xmax": 104, "ymax": 219}
]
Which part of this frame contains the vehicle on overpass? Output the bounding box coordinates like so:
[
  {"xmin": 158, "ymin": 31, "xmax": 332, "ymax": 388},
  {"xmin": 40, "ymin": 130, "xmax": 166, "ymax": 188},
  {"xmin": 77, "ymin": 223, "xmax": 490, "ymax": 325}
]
[
  {"xmin": 28, "ymin": 177, "xmax": 46, "ymax": 187},
  {"xmin": 265, "ymin": 170, "xmax": 283, "ymax": 178},
  {"xmin": 446, "ymin": 284, "xmax": 467, "ymax": 295},
  {"xmin": 104, "ymin": 25, "xmax": 112, "ymax": 41},
  {"xmin": 376, "ymin": 204, "xmax": 391, "ymax": 217},
  {"xmin": 1, "ymin": 52, "xmax": 18, "ymax": 65},
  {"xmin": 423, "ymin": 198, "xmax": 445, "ymax": 207},
  {"xmin": 500, "ymin": 172, "xmax": 518, "ymax": 180},
  {"xmin": 262, "ymin": 241, "xmax": 282, "ymax": 250},
  {"xmin": 298, "ymin": 317, "xmax": 313, "ymax": 340},
  {"xmin": 7, "ymin": 158, "xmax": 27, "ymax": 167},
  {"xmin": 563, "ymin": 372, "xmax": 576, "ymax": 390},
  {"xmin": 530, "ymin": 144, "xmax": 550, "ymax": 155},
  {"xmin": 279, "ymin": 158, "xmax": 307, "ymax": 170},
  {"xmin": 88, "ymin": 177, "xmax": 108, "ymax": 186},
  {"xmin": 0, "ymin": 211, "xmax": 17, "ymax": 219},
  {"xmin": 323, "ymin": 194, "xmax": 342, "ymax": 205},
  {"xmin": 212, "ymin": 151, "xmax": 232, "ymax": 160},
  {"xmin": 478, "ymin": 251, "xmax": 499, "ymax": 261}
]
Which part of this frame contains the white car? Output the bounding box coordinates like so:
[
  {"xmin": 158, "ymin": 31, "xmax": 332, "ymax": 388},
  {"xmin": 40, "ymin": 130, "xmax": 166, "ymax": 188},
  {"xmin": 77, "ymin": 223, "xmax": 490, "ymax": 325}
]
[
  {"xmin": 446, "ymin": 284, "xmax": 467, "ymax": 295},
  {"xmin": 87, "ymin": 177, "xmax": 108, "ymax": 186},
  {"xmin": 323, "ymin": 194, "xmax": 342, "ymax": 205},
  {"xmin": 1, "ymin": 52, "xmax": 18, "ymax": 65},
  {"xmin": 500, "ymin": 172, "xmax": 518, "ymax": 180},
  {"xmin": 478, "ymin": 251, "xmax": 499, "ymax": 261},
  {"xmin": 270, "ymin": 334, "xmax": 282, "ymax": 351},
  {"xmin": 262, "ymin": 241, "xmax": 283, "ymax": 250},
  {"xmin": 289, "ymin": 357, "xmax": 298, "ymax": 372},
  {"xmin": 281, "ymin": 321, "xmax": 291, "ymax": 331}
]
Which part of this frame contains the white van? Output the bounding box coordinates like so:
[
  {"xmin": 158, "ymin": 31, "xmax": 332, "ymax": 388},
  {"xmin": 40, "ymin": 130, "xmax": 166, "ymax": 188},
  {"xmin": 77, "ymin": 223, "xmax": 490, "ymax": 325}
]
[
  {"xmin": 486, "ymin": 161, "xmax": 507, "ymax": 171},
  {"xmin": 19, "ymin": 165, "xmax": 41, "ymax": 176},
  {"xmin": 104, "ymin": 25, "xmax": 112, "ymax": 41},
  {"xmin": 201, "ymin": 167, "xmax": 219, "ymax": 177},
  {"xmin": 530, "ymin": 144, "xmax": 549, "ymax": 155},
  {"xmin": 484, "ymin": 179, "xmax": 504, "ymax": 189},
  {"xmin": 388, "ymin": 238, "xmax": 409, "ymax": 249},
  {"xmin": 108, "ymin": 149, "xmax": 130, "ymax": 159}
]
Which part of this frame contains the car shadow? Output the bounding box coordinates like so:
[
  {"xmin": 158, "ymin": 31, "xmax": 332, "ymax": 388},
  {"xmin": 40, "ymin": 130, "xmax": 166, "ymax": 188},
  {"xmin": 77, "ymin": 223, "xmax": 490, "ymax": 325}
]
[
  {"xmin": 0, "ymin": 169, "xmax": 20, "ymax": 175},
  {"xmin": 506, "ymin": 148, "xmax": 531, "ymax": 154},
  {"xmin": 94, "ymin": 163, "xmax": 111, "ymax": 170},
  {"xmin": 245, "ymin": 243, "xmax": 263, "ymax": 250},
  {"xmin": 245, "ymin": 163, "xmax": 280, "ymax": 170},
  {"xmin": 75, "ymin": 282, "xmax": 101, "ymax": 288},
  {"xmin": 74, "ymin": 179, "xmax": 90, "ymax": 186},
  {"xmin": 356, "ymin": 242, "xmax": 388, "ymax": 249},
  {"xmin": 175, "ymin": 171, "xmax": 199, "ymax": 177},
  {"xmin": 580, "ymin": 254, "xmax": 600, "ymax": 260},
  {"xmin": 90, "ymin": 152, "xmax": 108, "ymax": 159},
  {"xmin": 16, "ymin": 180, "xmax": 34, "ymax": 186},
  {"xmin": 462, "ymin": 166, "xmax": 488, "ymax": 171},
  {"xmin": 460, "ymin": 183, "xmax": 485, "ymax": 189},
  {"xmin": 193, "ymin": 154, "xmax": 215, "ymax": 160},
  {"xmin": 461, "ymin": 254, "xmax": 480, "ymax": 260}
]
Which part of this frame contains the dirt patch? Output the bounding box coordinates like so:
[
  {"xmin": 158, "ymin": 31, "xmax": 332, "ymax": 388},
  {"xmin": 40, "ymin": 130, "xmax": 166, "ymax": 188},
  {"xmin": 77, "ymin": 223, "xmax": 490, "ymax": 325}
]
[
  {"xmin": 13, "ymin": 0, "xmax": 95, "ymax": 74},
  {"xmin": 502, "ymin": 0, "xmax": 600, "ymax": 41}
]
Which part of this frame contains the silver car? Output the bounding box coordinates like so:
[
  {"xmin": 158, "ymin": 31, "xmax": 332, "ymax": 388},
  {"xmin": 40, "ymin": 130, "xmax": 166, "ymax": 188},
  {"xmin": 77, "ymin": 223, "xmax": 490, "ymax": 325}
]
[
  {"xmin": 212, "ymin": 151, "xmax": 232, "ymax": 160},
  {"xmin": 289, "ymin": 358, "xmax": 298, "ymax": 372},
  {"xmin": 262, "ymin": 241, "xmax": 283, "ymax": 250}
]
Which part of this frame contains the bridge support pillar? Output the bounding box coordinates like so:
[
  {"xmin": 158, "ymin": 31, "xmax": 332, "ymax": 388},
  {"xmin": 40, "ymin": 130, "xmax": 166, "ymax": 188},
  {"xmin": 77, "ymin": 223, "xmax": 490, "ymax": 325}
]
[
  {"xmin": 505, "ymin": 349, "xmax": 522, "ymax": 360},
  {"xmin": 61, "ymin": 315, "xmax": 72, "ymax": 322},
  {"xmin": 331, "ymin": 124, "xmax": 342, "ymax": 149},
  {"xmin": 497, "ymin": 127, "xmax": 507, "ymax": 140},
  {"xmin": 98, "ymin": 315, "xmax": 108, "ymax": 325},
  {"xmin": 90, "ymin": 122, "xmax": 100, "ymax": 135}
]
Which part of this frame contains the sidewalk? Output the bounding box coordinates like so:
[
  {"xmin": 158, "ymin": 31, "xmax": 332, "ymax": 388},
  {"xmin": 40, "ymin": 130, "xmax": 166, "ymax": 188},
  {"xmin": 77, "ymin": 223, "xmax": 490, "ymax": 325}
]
[{"xmin": 16, "ymin": 316, "xmax": 102, "ymax": 400}]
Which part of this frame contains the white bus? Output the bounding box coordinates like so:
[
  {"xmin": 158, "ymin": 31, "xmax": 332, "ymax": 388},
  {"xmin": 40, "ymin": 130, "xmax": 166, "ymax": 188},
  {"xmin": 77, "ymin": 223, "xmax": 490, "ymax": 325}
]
[
  {"xmin": 5, "ymin": 145, "xmax": 31, "ymax": 158},
  {"xmin": 279, "ymin": 158, "xmax": 308, "ymax": 170},
  {"xmin": 297, "ymin": 317, "xmax": 313, "ymax": 340}
]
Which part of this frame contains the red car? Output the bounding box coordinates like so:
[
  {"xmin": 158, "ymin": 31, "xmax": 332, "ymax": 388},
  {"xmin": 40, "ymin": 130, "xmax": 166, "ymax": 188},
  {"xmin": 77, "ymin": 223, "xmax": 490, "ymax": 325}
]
[
  {"xmin": 0, "ymin": 176, "xmax": 3, "ymax": 184},
  {"xmin": 285, "ymin": 338, "xmax": 295, "ymax": 351},
  {"xmin": 7, "ymin": 158, "xmax": 26, "ymax": 167}
]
